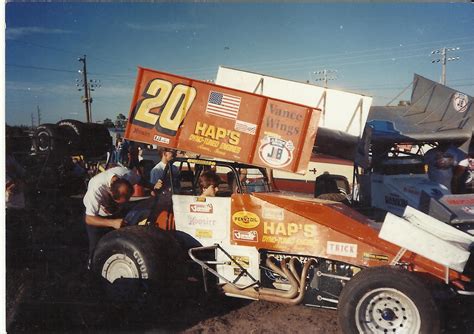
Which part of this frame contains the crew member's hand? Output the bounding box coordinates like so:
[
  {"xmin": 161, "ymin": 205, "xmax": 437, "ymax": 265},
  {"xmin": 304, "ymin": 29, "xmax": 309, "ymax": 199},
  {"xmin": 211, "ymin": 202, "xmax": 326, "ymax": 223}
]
[
  {"xmin": 111, "ymin": 218, "xmax": 125, "ymax": 230},
  {"xmin": 154, "ymin": 179, "xmax": 163, "ymax": 191}
]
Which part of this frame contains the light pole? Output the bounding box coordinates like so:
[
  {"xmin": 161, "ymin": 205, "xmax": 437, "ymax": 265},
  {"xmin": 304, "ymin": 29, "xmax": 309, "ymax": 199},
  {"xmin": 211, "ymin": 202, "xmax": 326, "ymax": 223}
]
[
  {"xmin": 431, "ymin": 47, "xmax": 460, "ymax": 85},
  {"xmin": 312, "ymin": 69, "xmax": 338, "ymax": 88}
]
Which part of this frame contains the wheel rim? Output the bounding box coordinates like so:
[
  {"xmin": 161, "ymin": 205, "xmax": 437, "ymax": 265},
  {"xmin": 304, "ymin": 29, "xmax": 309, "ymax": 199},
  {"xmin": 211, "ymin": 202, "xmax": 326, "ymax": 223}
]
[
  {"xmin": 355, "ymin": 287, "xmax": 421, "ymax": 334},
  {"xmin": 102, "ymin": 254, "xmax": 139, "ymax": 283},
  {"xmin": 37, "ymin": 132, "xmax": 51, "ymax": 151}
]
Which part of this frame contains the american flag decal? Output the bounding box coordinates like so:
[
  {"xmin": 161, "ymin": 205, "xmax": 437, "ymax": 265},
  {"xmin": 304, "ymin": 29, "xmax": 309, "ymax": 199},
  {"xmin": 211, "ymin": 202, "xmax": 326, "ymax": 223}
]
[{"xmin": 206, "ymin": 91, "xmax": 241, "ymax": 119}]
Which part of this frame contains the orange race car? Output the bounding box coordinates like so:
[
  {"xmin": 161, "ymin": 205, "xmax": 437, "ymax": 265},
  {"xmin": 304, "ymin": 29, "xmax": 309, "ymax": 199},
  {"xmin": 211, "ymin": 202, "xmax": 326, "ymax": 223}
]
[{"xmin": 91, "ymin": 67, "xmax": 473, "ymax": 334}]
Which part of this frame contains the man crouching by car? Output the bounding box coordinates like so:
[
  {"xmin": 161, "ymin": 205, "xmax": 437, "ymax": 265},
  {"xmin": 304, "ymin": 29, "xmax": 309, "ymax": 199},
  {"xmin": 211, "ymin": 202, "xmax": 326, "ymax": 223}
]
[{"xmin": 83, "ymin": 166, "xmax": 162, "ymax": 267}]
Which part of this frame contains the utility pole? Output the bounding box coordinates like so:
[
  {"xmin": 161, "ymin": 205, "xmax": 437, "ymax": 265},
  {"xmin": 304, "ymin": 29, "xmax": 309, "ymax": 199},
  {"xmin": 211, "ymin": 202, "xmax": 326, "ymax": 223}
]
[
  {"xmin": 31, "ymin": 113, "xmax": 35, "ymax": 129},
  {"xmin": 37, "ymin": 105, "xmax": 41, "ymax": 125},
  {"xmin": 77, "ymin": 56, "xmax": 101, "ymax": 123},
  {"xmin": 77, "ymin": 55, "xmax": 91, "ymax": 122},
  {"xmin": 431, "ymin": 47, "xmax": 460, "ymax": 85},
  {"xmin": 312, "ymin": 69, "xmax": 338, "ymax": 88}
]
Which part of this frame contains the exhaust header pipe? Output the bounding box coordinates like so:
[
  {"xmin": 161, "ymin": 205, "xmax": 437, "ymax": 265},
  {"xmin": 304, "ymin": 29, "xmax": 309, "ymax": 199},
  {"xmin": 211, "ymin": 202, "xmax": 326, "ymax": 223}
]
[{"xmin": 222, "ymin": 256, "xmax": 317, "ymax": 305}]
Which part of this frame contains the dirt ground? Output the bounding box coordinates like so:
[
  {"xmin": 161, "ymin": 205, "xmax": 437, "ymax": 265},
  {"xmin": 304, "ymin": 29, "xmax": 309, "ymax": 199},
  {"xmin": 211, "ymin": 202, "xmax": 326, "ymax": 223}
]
[{"xmin": 5, "ymin": 196, "xmax": 474, "ymax": 333}]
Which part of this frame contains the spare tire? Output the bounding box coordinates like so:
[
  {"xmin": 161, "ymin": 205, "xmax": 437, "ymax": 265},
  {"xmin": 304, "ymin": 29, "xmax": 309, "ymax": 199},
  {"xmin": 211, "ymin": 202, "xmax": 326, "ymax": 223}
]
[
  {"xmin": 56, "ymin": 119, "xmax": 85, "ymax": 154},
  {"xmin": 33, "ymin": 124, "xmax": 67, "ymax": 154},
  {"xmin": 56, "ymin": 120, "xmax": 113, "ymax": 158}
]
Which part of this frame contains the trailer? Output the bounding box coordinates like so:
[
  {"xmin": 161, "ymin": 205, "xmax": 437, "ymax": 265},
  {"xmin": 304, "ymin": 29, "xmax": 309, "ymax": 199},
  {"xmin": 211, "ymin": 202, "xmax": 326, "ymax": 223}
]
[{"xmin": 91, "ymin": 67, "xmax": 473, "ymax": 334}]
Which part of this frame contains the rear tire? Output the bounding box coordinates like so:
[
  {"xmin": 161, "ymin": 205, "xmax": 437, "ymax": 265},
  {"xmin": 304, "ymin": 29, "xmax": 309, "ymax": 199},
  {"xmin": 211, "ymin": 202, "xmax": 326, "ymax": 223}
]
[{"xmin": 338, "ymin": 266, "xmax": 440, "ymax": 334}]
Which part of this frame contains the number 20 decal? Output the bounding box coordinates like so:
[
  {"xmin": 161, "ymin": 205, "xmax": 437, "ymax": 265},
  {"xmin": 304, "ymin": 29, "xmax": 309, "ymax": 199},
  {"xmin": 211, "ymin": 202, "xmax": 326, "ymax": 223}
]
[{"xmin": 132, "ymin": 78, "xmax": 197, "ymax": 136}]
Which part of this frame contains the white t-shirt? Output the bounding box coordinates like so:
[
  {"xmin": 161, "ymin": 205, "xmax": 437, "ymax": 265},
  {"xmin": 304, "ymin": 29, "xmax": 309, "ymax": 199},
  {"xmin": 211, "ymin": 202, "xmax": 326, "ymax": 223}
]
[
  {"xmin": 458, "ymin": 158, "xmax": 474, "ymax": 168},
  {"xmin": 459, "ymin": 158, "xmax": 474, "ymax": 183},
  {"xmin": 83, "ymin": 167, "xmax": 140, "ymax": 216}
]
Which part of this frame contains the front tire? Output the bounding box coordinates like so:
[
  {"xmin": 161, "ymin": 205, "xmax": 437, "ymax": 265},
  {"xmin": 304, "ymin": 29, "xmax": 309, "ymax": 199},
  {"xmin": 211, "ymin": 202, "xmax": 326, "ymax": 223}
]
[
  {"xmin": 92, "ymin": 226, "xmax": 183, "ymax": 302},
  {"xmin": 338, "ymin": 266, "xmax": 440, "ymax": 334}
]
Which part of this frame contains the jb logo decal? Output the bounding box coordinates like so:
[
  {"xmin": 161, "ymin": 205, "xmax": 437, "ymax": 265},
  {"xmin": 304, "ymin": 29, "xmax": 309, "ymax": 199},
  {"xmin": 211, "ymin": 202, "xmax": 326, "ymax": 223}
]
[
  {"xmin": 258, "ymin": 136, "xmax": 294, "ymax": 168},
  {"xmin": 453, "ymin": 92, "xmax": 469, "ymax": 113}
]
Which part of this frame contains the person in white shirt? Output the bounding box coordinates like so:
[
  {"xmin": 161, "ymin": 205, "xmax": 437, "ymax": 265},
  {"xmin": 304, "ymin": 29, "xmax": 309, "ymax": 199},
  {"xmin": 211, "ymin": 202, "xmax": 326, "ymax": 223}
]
[
  {"xmin": 423, "ymin": 144, "xmax": 465, "ymax": 192},
  {"xmin": 83, "ymin": 166, "xmax": 161, "ymax": 263},
  {"xmin": 455, "ymin": 151, "xmax": 474, "ymax": 193}
]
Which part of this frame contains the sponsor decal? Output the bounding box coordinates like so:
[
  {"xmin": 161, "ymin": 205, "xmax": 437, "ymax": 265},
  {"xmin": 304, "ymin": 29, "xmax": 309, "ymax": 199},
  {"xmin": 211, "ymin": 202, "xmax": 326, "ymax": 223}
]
[
  {"xmin": 261, "ymin": 222, "xmax": 317, "ymax": 246},
  {"xmin": 402, "ymin": 186, "xmax": 420, "ymax": 196},
  {"xmin": 231, "ymin": 255, "xmax": 250, "ymax": 268},
  {"xmin": 187, "ymin": 159, "xmax": 216, "ymax": 166},
  {"xmin": 189, "ymin": 216, "xmax": 217, "ymax": 226},
  {"xmin": 263, "ymin": 221, "xmax": 316, "ymax": 238},
  {"xmin": 258, "ymin": 135, "xmax": 294, "ymax": 168},
  {"xmin": 232, "ymin": 211, "xmax": 260, "ymax": 229},
  {"xmin": 265, "ymin": 103, "xmax": 303, "ymax": 136},
  {"xmin": 363, "ymin": 252, "xmax": 389, "ymax": 262},
  {"xmin": 270, "ymin": 253, "xmax": 313, "ymax": 264},
  {"xmin": 453, "ymin": 92, "xmax": 469, "ymax": 113},
  {"xmin": 195, "ymin": 229, "xmax": 213, "ymax": 238},
  {"xmin": 235, "ymin": 120, "xmax": 257, "ymax": 135},
  {"xmin": 132, "ymin": 127, "xmax": 151, "ymax": 137},
  {"xmin": 189, "ymin": 121, "xmax": 241, "ymax": 154},
  {"xmin": 462, "ymin": 206, "xmax": 474, "ymax": 215},
  {"xmin": 326, "ymin": 241, "xmax": 357, "ymax": 258},
  {"xmin": 153, "ymin": 135, "xmax": 170, "ymax": 144},
  {"xmin": 233, "ymin": 268, "xmax": 246, "ymax": 276},
  {"xmin": 233, "ymin": 229, "xmax": 258, "ymax": 242},
  {"xmin": 445, "ymin": 197, "xmax": 474, "ymax": 206},
  {"xmin": 384, "ymin": 194, "xmax": 408, "ymax": 207},
  {"xmin": 262, "ymin": 206, "xmax": 284, "ymax": 221},
  {"xmin": 190, "ymin": 203, "xmax": 213, "ymax": 214}
]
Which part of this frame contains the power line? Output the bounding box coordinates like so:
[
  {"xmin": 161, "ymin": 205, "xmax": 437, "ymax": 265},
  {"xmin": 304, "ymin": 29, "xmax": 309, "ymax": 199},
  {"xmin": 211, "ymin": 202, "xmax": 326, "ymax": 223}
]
[
  {"xmin": 6, "ymin": 63, "xmax": 135, "ymax": 79},
  {"xmin": 6, "ymin": 63, "xmax": 78, "ymax": 74},
  {"xmin": 8, "ymin": 40, "xmax": 82, "ymax": 56},
  {"xmin": 8, "ymin": 39, "xmax": 138, "ymax": 73},
  {"xmin": 173, "ymin": 38, "xmax": 474, "ymax": 75},
  {"xmin": 8, "ymin": 36, "xmax": 474, "ymax": 81}
]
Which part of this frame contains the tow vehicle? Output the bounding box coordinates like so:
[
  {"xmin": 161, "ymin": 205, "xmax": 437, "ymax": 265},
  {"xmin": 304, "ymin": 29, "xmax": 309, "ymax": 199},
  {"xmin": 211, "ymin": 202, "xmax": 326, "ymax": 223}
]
[{"xmin": 92, "ymin": 67, "xmax": 474, "ymax": 334}]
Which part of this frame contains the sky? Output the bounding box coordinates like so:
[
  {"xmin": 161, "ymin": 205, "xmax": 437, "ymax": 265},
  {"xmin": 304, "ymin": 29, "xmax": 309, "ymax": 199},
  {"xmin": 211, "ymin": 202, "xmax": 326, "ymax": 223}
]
[{"xmin": 5, "ymin": 3, "xmax": 474, "ymax": 126}]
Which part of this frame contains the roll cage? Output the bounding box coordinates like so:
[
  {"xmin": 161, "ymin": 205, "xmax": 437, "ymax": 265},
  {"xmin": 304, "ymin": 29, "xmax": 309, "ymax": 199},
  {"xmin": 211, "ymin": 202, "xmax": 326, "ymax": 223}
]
[{"xmin": 164, "ymin": 157, "xmax": 274, "ymax": 196}]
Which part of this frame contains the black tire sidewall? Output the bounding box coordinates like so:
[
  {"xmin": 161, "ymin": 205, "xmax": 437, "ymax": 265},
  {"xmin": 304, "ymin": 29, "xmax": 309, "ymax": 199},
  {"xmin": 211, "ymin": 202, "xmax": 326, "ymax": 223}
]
[
  {"xmin": 33, "ymin": 124, "xmax": 66, "ymax": 154},
  {"xmin": 56, "ymin": 119, "xmax": 85, "ymax": 153},
  {"xmin": 338, "ymin": 266, "xmax": 440, "ymax": 334},
  {"xmin": 92, "ymin": 227, "xmax": 164, "ymax": 283},
  {"xmin": 92, "ymin": 225, "xmax": 186, "ymax": 298}
]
